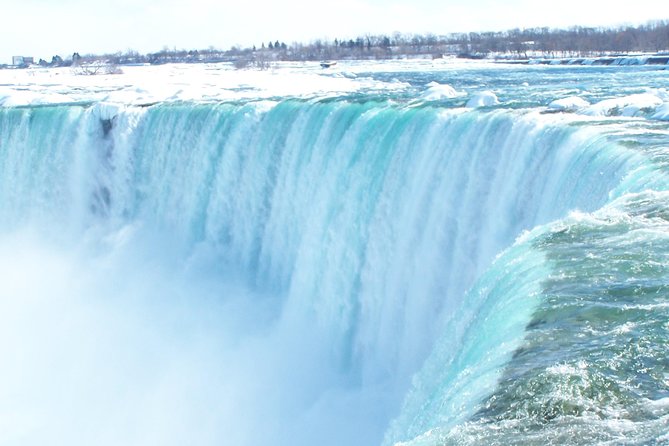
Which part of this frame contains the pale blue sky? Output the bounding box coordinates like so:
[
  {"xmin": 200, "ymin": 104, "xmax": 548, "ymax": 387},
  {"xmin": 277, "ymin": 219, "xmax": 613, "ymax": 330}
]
[{"xmin": 1, "ymin": 0, "xmax": 667, "ymax": 63}]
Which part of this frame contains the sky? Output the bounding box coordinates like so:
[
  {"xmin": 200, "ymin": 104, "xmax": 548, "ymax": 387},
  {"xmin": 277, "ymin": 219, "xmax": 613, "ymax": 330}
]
[{"xmin": 1, "ymin": 0, "xmax": 668, "ymax": 63}]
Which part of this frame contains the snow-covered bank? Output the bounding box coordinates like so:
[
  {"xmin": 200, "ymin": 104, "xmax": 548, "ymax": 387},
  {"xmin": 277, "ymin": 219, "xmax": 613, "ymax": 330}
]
[{"xmin": 0, "ymin": 62, "xmax": 412, "ymax": 106}]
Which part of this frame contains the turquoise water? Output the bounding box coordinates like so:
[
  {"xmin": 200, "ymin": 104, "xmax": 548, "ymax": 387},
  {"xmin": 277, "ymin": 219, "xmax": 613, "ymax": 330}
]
[
  {"xmin": 0, "ymin": 64, "xmax": 668, "ymax": 445},
  {"xmin": 358, "ymin": 64, "xmax": 669, "ymax": 107}
]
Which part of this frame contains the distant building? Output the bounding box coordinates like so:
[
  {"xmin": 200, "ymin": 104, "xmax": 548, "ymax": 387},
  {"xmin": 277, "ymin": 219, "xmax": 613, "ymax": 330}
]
[{"xmin": 12, "ymin": 56, "xmax": 34, "ymax": 67}]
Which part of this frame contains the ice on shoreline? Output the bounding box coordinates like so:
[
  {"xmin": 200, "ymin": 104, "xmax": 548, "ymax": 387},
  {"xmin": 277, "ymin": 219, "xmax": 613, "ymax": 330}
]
[
  {"xmin": 0, "ymin": 88, "xmax": 72, "ymax": 107},
  {"xmin": 0, "ymin": 62, "xmax": 411, "ymax": 107}
]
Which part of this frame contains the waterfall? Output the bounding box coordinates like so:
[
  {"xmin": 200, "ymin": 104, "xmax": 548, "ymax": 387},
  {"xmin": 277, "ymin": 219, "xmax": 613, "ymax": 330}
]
[{"xmin": 0, "ymin": 100, "xmax": 656, "ymax": 446}]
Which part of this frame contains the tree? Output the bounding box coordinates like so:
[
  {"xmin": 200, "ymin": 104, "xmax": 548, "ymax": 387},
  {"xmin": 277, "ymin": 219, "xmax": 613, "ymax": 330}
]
[{"xmin": 381, "ymin": 36, "xmax": 391, "ymax": 48}]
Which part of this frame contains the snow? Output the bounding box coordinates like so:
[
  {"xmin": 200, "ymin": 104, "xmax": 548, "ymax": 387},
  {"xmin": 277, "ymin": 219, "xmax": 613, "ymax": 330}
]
[
  {"xmin": 466, "ymin": 91, "xmax": 499, "ymax": 108},
  {"xmin": 548, "ymin": 96, "xmax": 590, "ymax": 112},
  {"xmin": 652, "ymin": 103, "xmax": 669, "ymax": 121},
  {"xmin": 0, "ymin": 61, "xmax": 668, "ymax": 123},
  {"xmin": 90, "ymin": 102, "xmax": 125, "ymax": 121},
  {"xmin": 579, "ymin": 93, "xmax": 665, "ymax": 117},
  {"xmin": 651, "ymin": 88, "xmax": 669, "ymax": 101},
  {"xmin": 0, "ymin": 62, "xmax": 411, "ymax": 106},
  {"xmin": 421, "ymin": 82, "xmax": 462, "ymax": 100},
  {"xmin": 0, "ymin": 87, "xmax": 72, "ymax": 106}
]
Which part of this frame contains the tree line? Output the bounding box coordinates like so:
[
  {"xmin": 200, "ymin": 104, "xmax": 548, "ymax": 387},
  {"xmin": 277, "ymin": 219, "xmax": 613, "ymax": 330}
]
[
  {"xmin": 276, "ymin": 20, "xmax": 669, "ymax": 60},
  {"xmin": 153, "ymin": 20, "xmax": 669, "ymax": 64},
  {"xmin": 10, "ymin": 20, "xmax": 669, "ymax": 70}
]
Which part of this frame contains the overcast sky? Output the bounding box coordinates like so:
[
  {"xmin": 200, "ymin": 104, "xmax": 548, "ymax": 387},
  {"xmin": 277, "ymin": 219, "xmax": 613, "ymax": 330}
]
[{"xmin": 1, "ymin": 0, "xmax": 667, "ymax": 63}]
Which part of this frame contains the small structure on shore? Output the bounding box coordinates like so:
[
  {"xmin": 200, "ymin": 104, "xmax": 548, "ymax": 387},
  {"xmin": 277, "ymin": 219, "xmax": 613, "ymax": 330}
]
[{"xmin": 12, "ymin": 56, "xmax": 34, "ymax": 67}]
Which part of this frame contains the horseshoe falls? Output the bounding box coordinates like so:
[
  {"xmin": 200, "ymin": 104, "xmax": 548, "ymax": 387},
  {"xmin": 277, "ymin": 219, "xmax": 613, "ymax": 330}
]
[{"xmin": 1, "ymin": 62, "xmax": 668, "ymax": 446}]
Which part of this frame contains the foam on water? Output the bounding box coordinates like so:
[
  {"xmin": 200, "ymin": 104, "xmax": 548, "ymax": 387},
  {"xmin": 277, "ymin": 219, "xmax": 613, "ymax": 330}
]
[
  {"xmin": 1, "ymin": 62, "xmax": 669, "ymax": 446},
  {"xmin": 388, "ymin": 191, "xmax": 669, "ymax": 445}
]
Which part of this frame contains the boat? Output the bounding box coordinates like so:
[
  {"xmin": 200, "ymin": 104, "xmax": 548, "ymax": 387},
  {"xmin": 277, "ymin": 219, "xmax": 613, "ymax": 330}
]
[{"xmin": 320, "ymin": 61, "xmax": 337, "ymax": 68}]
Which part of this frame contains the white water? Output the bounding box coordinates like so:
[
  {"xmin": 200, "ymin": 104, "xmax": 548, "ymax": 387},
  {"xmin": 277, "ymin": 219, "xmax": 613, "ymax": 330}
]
[{"xmin": 0, "ymin": 97, "xmax": 648, "ymax": 445}]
